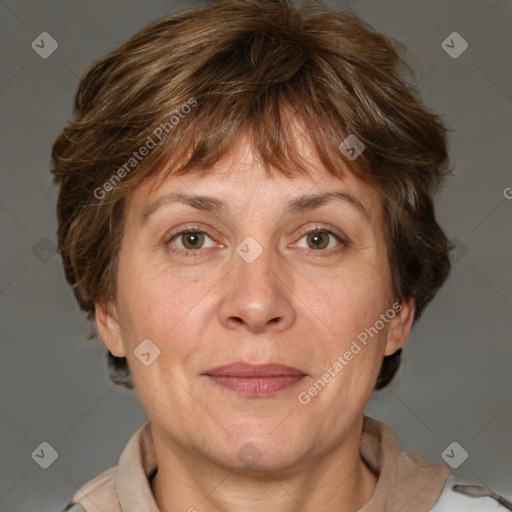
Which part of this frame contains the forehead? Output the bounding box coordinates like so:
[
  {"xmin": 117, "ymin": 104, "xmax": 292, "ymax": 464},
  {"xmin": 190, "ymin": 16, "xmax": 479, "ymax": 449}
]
[{"xmin": 125, "ymin": 132, "xmax": 382, "ymax": 228}]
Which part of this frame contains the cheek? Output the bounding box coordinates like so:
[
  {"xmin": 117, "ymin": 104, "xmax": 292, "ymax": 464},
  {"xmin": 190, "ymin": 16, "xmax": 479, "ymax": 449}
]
[
  {"xmin": 300, "ymin": 264, "xmax": 390, "ymax": 341},
  {"xmin": 117, "ymin": 268, "xmax": 207, "ymax": 412},
  {"xmin": 118, "ymin": 255, "xmax": 206, "ymax": 330},
  {"xmin": 116, "ymin": 262, "xmax": 219, "ymax": 387}
]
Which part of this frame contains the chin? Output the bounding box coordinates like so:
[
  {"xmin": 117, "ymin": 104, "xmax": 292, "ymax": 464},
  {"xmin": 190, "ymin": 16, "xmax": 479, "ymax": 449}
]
[
  {"xmin": 215, "ymin": 422, "xmax": 308, "ymax": 471},
  {"xmin": 217, "ymin": 443, "xmax": 306, "ymax": 475}
]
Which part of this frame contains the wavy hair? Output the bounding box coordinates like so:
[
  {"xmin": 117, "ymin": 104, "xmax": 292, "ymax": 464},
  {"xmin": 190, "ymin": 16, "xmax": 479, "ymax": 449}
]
[{"xmin": 50, "ymin": 0, "xmax": 454, "ymax": 390}]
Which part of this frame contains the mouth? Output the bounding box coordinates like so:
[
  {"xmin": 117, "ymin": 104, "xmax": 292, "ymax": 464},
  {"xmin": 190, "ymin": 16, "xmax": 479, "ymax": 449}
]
[{"xmin": 202, "ymin": 362, "xmax": 307, "ymax": 396}]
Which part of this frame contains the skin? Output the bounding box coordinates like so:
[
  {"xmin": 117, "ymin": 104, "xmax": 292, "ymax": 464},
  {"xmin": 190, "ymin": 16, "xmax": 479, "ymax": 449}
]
[{"xmin": 96, "ymin": 129, "xmax": 415, "ymax": 512}]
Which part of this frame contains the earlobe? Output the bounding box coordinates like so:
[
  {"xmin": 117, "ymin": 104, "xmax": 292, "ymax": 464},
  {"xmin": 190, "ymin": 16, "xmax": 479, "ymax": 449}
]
[
  {"xmin": 384, "ymin": 297, "xmax": 415, "ymax": 356},
  {"xmin": 94, "ymin": 301, "xmax": 126, "ymax": 358}
]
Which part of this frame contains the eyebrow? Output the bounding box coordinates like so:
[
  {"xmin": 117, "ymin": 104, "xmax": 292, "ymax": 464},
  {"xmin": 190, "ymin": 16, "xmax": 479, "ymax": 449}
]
[{"xmin": 140, "ymin": 190, "xmax": 371, "ymax": 226}]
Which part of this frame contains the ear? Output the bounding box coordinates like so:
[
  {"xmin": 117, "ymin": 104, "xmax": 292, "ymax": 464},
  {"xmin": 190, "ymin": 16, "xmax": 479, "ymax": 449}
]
[
  {"xmin": 384, "ymin": 297, "xmax": 415, "ymax": 356},
  {"xmin": 95, "ymin": 300, "xmax": 126, "ymax": 358}
]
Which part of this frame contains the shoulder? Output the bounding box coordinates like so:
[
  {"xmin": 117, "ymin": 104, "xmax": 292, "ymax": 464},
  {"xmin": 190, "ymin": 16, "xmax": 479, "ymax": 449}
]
[
  {"xmin": 62, "ymin": 466, "xmax": 120, "ymax": 512},
  {"xmin": 429, "ymin": 475, "xmax": 509, "ymax": 511},
  {"xmin": 61, "ymin": 421, "xmax": 154, "ymax": 512}
]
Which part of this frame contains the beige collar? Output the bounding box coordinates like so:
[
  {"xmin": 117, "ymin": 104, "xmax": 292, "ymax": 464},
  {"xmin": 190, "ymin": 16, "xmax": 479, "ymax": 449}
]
[
  {"xmin": 358, "ymin": 416, "xmax": 450, "ymax": 511},
  {"xmin": 111, "ymin": 415, "xmax": 449, "ymax": 512}
]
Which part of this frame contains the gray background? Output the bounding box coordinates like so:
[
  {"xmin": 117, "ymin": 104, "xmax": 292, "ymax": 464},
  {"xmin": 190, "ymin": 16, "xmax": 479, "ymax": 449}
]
[{"xmin": 0, "ymin": 1, "xmax": 511, "ymax": 511}]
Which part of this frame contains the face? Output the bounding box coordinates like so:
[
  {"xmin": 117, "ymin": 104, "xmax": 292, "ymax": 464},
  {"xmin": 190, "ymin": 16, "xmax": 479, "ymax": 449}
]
[{"xmin": 96, "ymin": 132, "xmax": 414, "ymax": 473}]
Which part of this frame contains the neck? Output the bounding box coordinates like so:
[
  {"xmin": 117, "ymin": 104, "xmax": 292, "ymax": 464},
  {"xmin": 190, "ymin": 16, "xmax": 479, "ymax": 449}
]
[{"xmin": 150, "ymin": 416, "xmax": 378, "ymax": 512}]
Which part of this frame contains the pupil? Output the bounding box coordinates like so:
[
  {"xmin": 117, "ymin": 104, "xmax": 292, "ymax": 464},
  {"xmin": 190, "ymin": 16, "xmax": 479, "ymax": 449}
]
[
  {"xmin": 188, "ymin": 233, "xmax": 199, "ymax": 245},
  {"xmin": 183, "ymin": 232, "xmax": 202, "ymax": 249},
  {"xmin": 309, "ymin": 231, "xmax": 328, "ymax": 249}
]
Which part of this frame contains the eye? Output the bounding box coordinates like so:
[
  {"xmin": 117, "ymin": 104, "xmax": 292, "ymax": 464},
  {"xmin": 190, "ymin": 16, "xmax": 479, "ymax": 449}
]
[
  {"xmin": 167, "ymin": 229, "xmax": 215, "ymax": 254},
  {"xmin": 294, "ymin": 228, "xmax": 346, "ymax": 252}
]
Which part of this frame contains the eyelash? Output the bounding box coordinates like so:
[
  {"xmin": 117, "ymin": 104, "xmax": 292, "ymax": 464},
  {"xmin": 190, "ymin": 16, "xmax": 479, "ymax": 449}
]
[{"xmin": 165, "ymin": 224, "xmax": 348, "ymax": 258}]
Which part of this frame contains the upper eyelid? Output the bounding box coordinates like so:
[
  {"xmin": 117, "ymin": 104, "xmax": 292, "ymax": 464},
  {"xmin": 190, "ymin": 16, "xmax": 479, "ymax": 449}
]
[
  {"xmin": 294, "ymin": 224, "xmax": 346, "ymax": 240},
  {"xmin": 166, "ymin": 224, "xmax": 217, "ymax": 242}
]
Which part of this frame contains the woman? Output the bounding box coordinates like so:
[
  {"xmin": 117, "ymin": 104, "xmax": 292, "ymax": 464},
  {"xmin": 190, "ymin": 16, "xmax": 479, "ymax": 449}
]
[{"xmin": 50, "ymin": 0, "xmax": 507, "ymax": 510}]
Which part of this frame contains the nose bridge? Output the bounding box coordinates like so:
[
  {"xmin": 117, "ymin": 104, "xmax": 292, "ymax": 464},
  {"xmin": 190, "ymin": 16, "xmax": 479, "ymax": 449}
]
[
  {"xmin": 235, "ymin": 238, "xmax": 275, "ymax": 289},
  {"xmin": 218, "ymin": 234, "xmax": 295, "ymax": 332}
]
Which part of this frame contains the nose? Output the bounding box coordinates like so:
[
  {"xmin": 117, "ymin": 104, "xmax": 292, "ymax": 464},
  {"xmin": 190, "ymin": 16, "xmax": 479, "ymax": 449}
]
[{"xmin": 218, "ymin": 242, "xmax": 296, "ymax": 334}]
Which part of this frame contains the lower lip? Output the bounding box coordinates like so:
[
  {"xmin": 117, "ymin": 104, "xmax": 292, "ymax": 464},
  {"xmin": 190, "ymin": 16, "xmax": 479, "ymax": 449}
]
[{"xmin": 206, "ymin": 375, "xmax": 305, "ymax": 396}]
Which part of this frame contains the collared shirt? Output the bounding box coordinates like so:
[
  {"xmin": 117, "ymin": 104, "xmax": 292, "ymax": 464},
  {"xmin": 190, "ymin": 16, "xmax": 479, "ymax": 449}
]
[{"xmin": 63, "ymin": 416, "xmax": 499, "ymax": 511}]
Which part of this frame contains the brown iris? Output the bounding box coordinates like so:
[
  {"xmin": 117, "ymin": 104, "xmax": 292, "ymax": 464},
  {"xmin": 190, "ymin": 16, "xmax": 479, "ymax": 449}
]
[
  {"xmin": 180, "ymin": 231, "xmax": 205, "ymax": 250},
  {"xmin": 306, "ymin": 231, "xmax": 329, "ymax": 250}
]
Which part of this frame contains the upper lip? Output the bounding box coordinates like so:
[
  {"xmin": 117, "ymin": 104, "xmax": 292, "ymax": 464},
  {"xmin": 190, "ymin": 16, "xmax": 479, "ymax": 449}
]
[{"xmin": 203, "ymin": 362, "xmax": 307, "ymax": 377}]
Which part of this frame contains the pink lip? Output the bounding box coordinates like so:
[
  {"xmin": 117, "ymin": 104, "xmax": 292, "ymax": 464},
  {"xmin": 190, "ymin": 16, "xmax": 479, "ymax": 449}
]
[{"xmin": 203, "ymin": 363, "xmax": 307, "ymax": 396}]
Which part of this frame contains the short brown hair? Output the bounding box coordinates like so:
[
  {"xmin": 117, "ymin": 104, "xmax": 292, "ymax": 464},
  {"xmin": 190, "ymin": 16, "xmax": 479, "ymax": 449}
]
[{"xmin": 50, "ymin": 0, "xmax": 454, "ymax": 390}]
